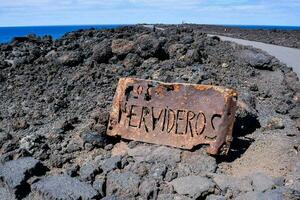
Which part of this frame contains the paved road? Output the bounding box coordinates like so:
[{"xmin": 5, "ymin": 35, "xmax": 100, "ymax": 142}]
[{"xmin": 209, "ymin": 34, "xmax": 300, "ymax": 77}]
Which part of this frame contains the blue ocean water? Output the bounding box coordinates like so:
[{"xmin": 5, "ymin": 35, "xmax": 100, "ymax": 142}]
[{"xmin": 0, "ymin": 25, "xmax": 123, "ymax": 44}]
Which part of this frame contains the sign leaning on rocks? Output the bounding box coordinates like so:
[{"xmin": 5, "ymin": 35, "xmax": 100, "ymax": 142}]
[{"xmin": 107, "ymin": 78, "xmax": 238, "ymax": 155}]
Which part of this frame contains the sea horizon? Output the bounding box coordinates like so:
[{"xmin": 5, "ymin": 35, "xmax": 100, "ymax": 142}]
[{"xmin": 1, "ymin": 24, "xmax": 300, "ymax": 44}]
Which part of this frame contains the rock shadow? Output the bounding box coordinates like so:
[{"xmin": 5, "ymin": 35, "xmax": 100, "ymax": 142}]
[
  {"xmin": 233, "ymin": 112, "xmax": 261, "ymax": 137},
  {"xmin": 216, "ymin": 137, "xmax": 254, "ymax": 163},
  {"xmin": 216, "ymin": 112, "xmax": 260, "ymax": 163}
]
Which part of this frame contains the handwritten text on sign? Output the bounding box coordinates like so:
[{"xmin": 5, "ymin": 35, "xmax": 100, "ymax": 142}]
[{"xmin": 107, "ymin": 78, "xmax": 237, "ymax": 155}]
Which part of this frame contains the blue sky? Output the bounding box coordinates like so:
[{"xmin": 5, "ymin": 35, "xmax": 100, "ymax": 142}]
[{"xmin": 0, "ymin": 0, "xmax": 299, "ymax": 26}]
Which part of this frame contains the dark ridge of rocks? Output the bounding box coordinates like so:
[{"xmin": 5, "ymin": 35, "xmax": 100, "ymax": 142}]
[
  {"xmin": 0, "ymin": 25, "xmax": 299, "ymax": 199},
  {"xmin": 191, "ymin": 24, "xmax": 300, "ymax": 49}
]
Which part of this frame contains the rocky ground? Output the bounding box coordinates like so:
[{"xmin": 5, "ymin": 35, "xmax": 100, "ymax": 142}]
[
  {"xmin": 0, "ymin": 25, "xmax": 300, "ymax": 200},
  {"xmin": 187, "ymin": 24, "xmax": 300, "ymax": 49}
]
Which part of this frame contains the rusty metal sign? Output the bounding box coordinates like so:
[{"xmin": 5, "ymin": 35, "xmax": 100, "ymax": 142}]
[{"xmin": 107, "ymin": 78, "xmax": 238, "ymax": 155}]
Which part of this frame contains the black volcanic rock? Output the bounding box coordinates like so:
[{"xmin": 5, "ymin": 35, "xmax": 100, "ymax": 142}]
[
  {"xmin": 111, "ymin": 39, "xmax": 135, "ymax": 57},
  {"xmin": 92, "ymin": 39, "xmax": 112, "ymax": 63},
  {"xmin": 0, "ymin": 130, "xmax": 11, "ymax": 148},
  {"xmin": 57, "ymin": 51, "xmax": 83, "ymax": 66},
  {"xmin": 123, "ymin": 53, "xmax": 143, "ymax": 68},
  {"xmin": 238, "ymin": 49, "xmax": 273, "ymax": 70},
  {"xmin": 31, "ymin": 175, "xmax": 98, "ymax": 200},
  {"xmin": 81, "ymin": 132, "xmax": 109, "ymax": 148},
  {"xmin": 136, "ymin": 34, "xmax": 161, "ymax": 58},
  {"xmin": 106, "ymin": 171, "xmax": 140, "ymax": 198},
  {"xmin": 0, "ymin": 157, "xmax": 46, "ymax": 199}
]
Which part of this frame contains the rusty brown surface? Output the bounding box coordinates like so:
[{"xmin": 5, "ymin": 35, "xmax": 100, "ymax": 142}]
[{"xmin": 106, "ymin": 78, "xmax": 238, "ymax": 155}]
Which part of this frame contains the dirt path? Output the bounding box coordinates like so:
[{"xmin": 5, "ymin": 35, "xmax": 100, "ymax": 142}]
[{"xmin": 209, "ymin": 34, "xmax": 300, "ymax": 77}]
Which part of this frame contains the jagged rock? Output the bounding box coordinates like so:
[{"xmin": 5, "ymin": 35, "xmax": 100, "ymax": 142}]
[
  {"xmin": 19, "ymin": 134, "xmax": 46, "ymax": 154},
  {"xmin": 181, "ymin": 35, "xmax": 194, "ymax": 44},
  {"xmin": 31, "ymin": 175, "xmax": 98, "ymax": 200},
  {"xmin": 249, "ymin": 172, "xmax": 276, "ymax": 192},
  {"xmin": 0, "ymin": 44, "xmax": 12, "ymax": 51},
  {"xmin": 157, "ymin": 194, "xmax": 192, "ymax": 200},
  {"xmin": 123, "ymin": 53, "xmax": 143, "ymax": 68},
  {"xmin": 149, "ymin": 163, "xmax": 167, "ymax": 180},
  {"xmin": 100, "ymin": 155, "xmax": 122, "ymax": 173},
  {"xmin": 295, "ymin": 118, "xmax": 300, "ymax": 130},
  {"xmin": 164, "ymin": 169, "xmax": 178, "ymax": 182},
  {"xmin": 158, "ymin": 181, "xmax": 174, "ymax": 195},
  {"xmin": 111, "ymin": 142, "xmax": 129, "ymax": 156},
  {"xmin": 111, "ymin": 39, "xmax": 135, "ymax": 57},
  {"xmin": 65, "ymin": 164, "xmax": 79, "ymax": 177},
  {"xmin": 181, "ymin": 49, "xmax": 200, "ymax": 64},
  {"xmin": 79, "ymin": 161, "xmax": 100, "ymax": 181},
  {"xmin": 238, "ymin": 49, "xmax": 273, "ymax": 70},
  {"xmin": 149, "ymin": 146, "xmax": 181, "ymax": 165},
  {"xmin": 57, "ymin": 51, "xmax": 83, "ymax": 66},
  {"xmin": 235, "ymin": 94, "xmax": 260, "ymax": 136},
  {"xmin": 127, "ymin": 145, "xmax": 154, "ymax": 162},
  {"xmin": 289, "ymin": 105, "xmax": 300, "ymax": 119},
  {"xmin": 135, "ymin": 34, "xmax": 161, "ymax": 58},
  {"xmin": 206, "ymin": 194, "xmax": 226, "ymax": 200},
  {"xmin": 275, "ymin": 100, "xmax": 292, "ymax": 114},
  {"xmin": 0, "ymin": 130, "xmax": 12, "ymax": 148},
  {"xmin": 56, "ymin": 117, "xmax": 79, "ymax": 132},
  {"xmin": 249, "ymin": 83, "xmax": 259, "ymax": 91},
  {"xmin": 168, "ymin": 43, "xmax": 187, "ymax": 59},
  {"xmin": 81, "ymin": 132, "xmax": 109, "ymax": 148},
  {"xmin": 125, "ymin": 161, "xmax": 150, "ymax": 177},
  {"xmin": 49, "ymin": 152, "xmax": 72, "ymax": 168},
  {"xmin": 12, "ymin": 119, "xmax": 29, "ymax": 130},
  {"xmin": 101, "ymin": 196, "xmax": 124, "ymax": 200},
  {"xmin": 65, "ymin": 139, "xmax": 82, "ymax": 153},
  {"xmin": 93, "ymin": 176, "xmax": 106, "ymax": 197},
  {"xmin": 213, "ymin": 174, "xmax": 253, "ymax": 194},
  {"xmin": 285, "ymin": 71, "xmax": 300, "ymax": 92},
  {"xmin": 235, "ymin": 190, "xmax": 283, "ymax": 200},
  {"xmin": 0, "ymin": 187, "xmax": 15, "ymax": 200},
  {"xmin": 92, "ymin": 39, "xmax": 112, "ymax": 63},
  {"xmin": 170, "ymin": 176, "xmax": 215, "ymax": 199},
  {"xmin": 177, "ymin": 151, "xmax": 217, "ymax": 176},
  {"xmin": 0, "ymin": 73, "xmax": 5, "ymax": 82},
  {"xmin": 139, "ymin": 179, "xmax": 158, "ymax": 199},
  {"xmin": 104, "ymin": 144, "xmax": 114, "ymax": 151},
  {"xmin": 0, "ymin": 157, "xmax": 46, "ymax": 199},
  {"xmin": 106, "ymin": 171, "xmax": 140, "ymax": 198},
  {"xmin": 128, "ymin": 145, "xmax": 181, "ymax": 166}
]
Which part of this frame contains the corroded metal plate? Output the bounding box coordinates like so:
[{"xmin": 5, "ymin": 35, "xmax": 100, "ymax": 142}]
[{"xmin": 107, "ymin": 78, "xmax": 238, "ymax": 155}]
